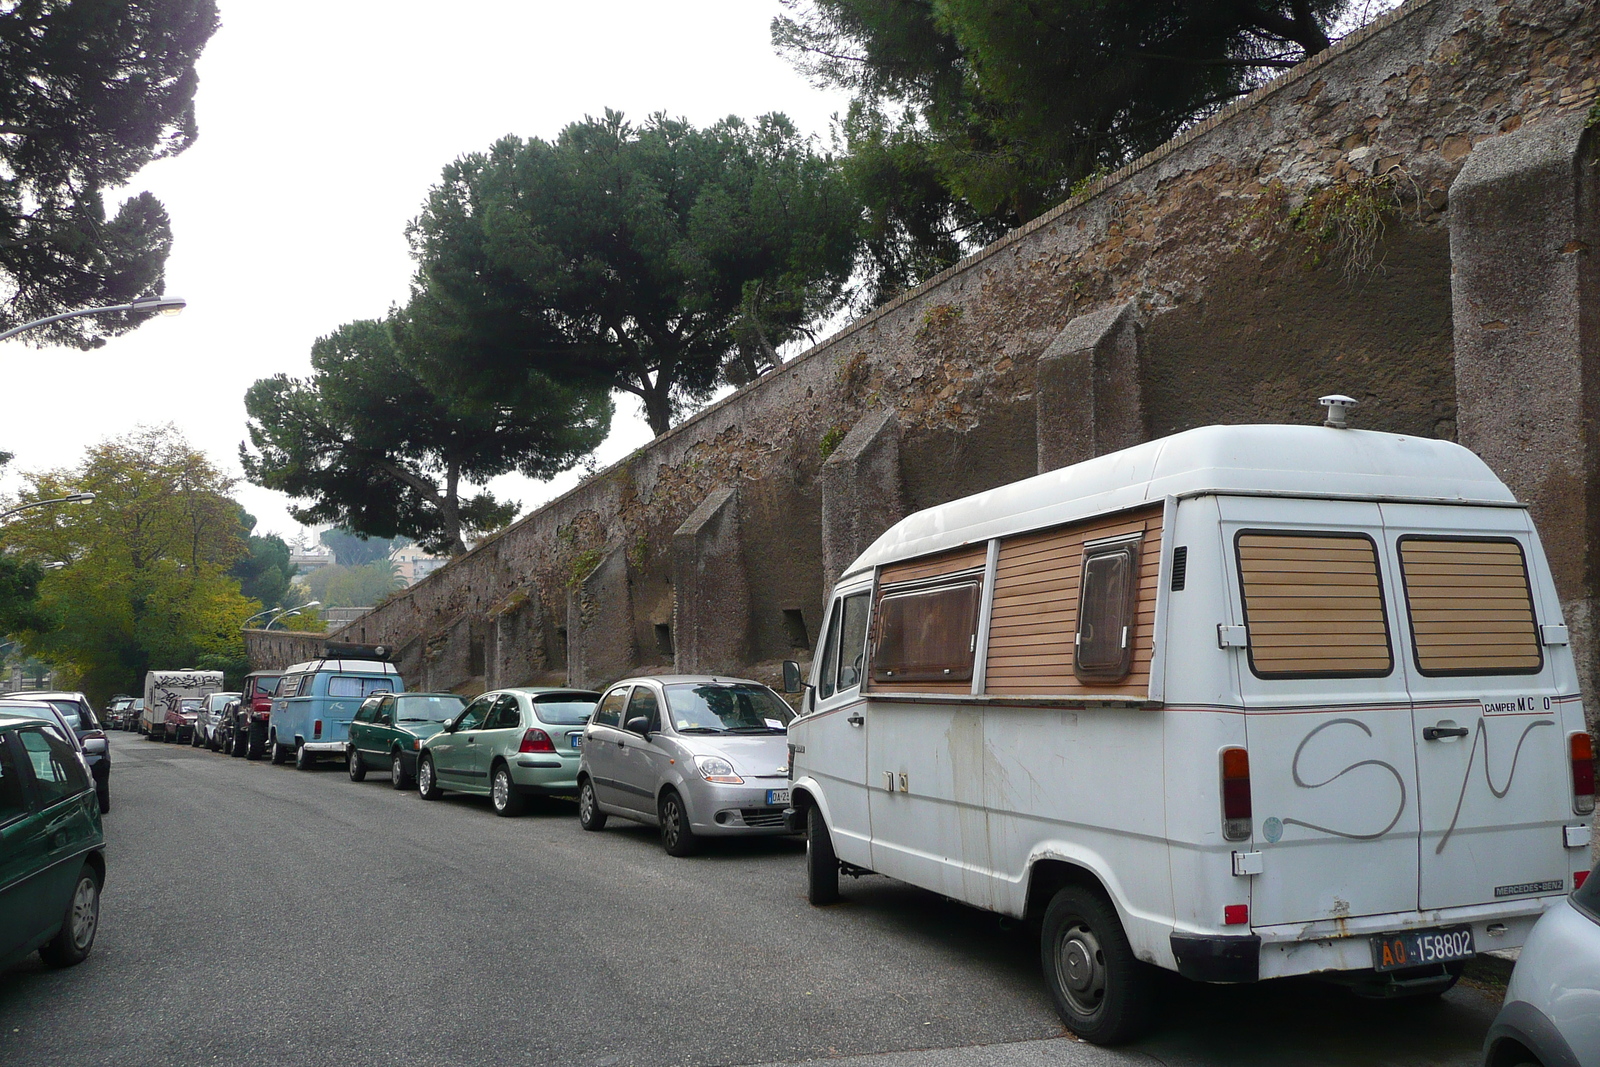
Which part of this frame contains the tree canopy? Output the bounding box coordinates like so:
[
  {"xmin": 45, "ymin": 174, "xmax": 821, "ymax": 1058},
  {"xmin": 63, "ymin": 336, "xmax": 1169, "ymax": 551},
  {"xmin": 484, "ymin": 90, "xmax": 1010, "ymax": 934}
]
[
  {"xmin": 1, "ymin": 426, "xmax": 254, "ymax": 705},
  {"xmin": 319, "ymin": 527, "xmax": 403, "ymax": 567},
  {"xmin": 229, "ymin": 509, "xmax": 295, "ymax": 611},
  {"xmin": 241, "ymin": 306, "xmax": 611, "ymax": 557},
  {"xmin": 0, "ymin": 0, "xmax": 219, "ymax": 345},
  {"xmin": 300, "ymin": 559, "xmax": 403, "ymax": 609},
  {"xmin": 408, "ymin": 110, "xmax": 860, "ymax": 435},
  {"xmin": 775, "ymin": 0, "xmax": 1348, "ymax": 295}
]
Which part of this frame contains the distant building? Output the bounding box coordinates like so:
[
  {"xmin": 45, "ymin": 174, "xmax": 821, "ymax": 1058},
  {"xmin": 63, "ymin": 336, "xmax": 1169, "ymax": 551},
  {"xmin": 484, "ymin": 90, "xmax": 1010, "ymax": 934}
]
[
  {"xmin": 390, "ymin": 543, "xmax": 445, "ymax": 586},
  {"xmin": 289, "ymin": 550, "xmax": 333, "ymax": 576}
]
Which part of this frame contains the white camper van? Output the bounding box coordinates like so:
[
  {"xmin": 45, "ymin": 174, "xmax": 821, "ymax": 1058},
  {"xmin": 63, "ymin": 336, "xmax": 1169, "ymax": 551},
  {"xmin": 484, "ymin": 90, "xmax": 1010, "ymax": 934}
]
[
  {"xmin": 142, "ymin": 670, "xmax": 225, "ymax": 742},
  {"xmin": 785, "ymin": 416, "xmax": 1596, "ymax": 1045}
]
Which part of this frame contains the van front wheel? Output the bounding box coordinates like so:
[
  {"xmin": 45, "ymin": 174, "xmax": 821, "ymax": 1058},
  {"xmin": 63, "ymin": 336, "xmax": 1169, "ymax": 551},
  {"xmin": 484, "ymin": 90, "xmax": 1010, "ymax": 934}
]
[
  {"xmin": 1040, "ymin": 885, "xmax": 1153, "ymax": 1046},
  {"xmin": 806, "ymin": 805, "xmax": 839, "ymax": 905}
]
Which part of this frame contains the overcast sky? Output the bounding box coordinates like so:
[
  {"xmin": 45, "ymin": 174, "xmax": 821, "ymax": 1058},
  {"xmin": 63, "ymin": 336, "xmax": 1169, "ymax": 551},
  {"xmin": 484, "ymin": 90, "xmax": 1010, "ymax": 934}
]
[{"xmin": 1, "ymin": 1, "xmax": 851, "ymax": 545}]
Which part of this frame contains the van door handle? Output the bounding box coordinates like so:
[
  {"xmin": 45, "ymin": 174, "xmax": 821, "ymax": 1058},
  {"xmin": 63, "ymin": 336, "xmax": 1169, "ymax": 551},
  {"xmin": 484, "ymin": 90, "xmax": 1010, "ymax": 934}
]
[
  {"xmin": 847, "ymin": 713, "xmax": 864, "ymax": 727},
  {"xmin": 1423, "ymin": 726, "xmax": 1469, "ymax": 741}
]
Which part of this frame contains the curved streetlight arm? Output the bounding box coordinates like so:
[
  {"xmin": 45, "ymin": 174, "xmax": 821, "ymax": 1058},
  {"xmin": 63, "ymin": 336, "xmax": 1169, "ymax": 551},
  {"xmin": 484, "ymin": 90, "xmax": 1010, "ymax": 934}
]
[
  {"xmin": 264, "ymin": 601, "xmax": 320, "ymax": 630},
  {"xmin": 0, "ymin": 295, "xmax": 186, "ymax": 343},
  {"xmin": 0, "ymin": 492, "xmax": 95, "ymax": 523}
]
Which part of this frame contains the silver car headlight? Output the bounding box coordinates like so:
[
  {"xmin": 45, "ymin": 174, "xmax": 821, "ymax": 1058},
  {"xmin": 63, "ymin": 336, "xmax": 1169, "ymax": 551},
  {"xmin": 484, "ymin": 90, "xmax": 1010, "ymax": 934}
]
[{"xmin": 697, "ymin": 755, "xmax": 744, "ymax": 785}]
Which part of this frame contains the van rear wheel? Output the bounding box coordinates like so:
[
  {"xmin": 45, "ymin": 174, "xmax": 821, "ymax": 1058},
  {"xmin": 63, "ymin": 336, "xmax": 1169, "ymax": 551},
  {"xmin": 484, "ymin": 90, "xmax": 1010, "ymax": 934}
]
[
  {"xmin": 1040, "ymin": 885, "xmax": 1154, "ymax": 1045},
  {"xmin": 806, "ymin": 805, "xmax": 840, "ymax": 905}
]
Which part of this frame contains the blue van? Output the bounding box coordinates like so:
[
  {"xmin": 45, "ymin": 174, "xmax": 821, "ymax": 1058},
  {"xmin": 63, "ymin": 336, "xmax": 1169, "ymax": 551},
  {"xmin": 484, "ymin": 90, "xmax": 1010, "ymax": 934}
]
[{"xmin": 269, "ymin": 645, "xmax": 405, "ymax": 770}]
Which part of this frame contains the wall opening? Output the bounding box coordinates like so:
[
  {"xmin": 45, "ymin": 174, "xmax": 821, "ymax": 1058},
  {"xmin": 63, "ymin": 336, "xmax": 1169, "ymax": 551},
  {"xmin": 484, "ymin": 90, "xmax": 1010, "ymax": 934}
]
[
  {"xmin": 654, "ymin": 623, "xmax": 675, "ymax": 661},
  {"xmin": 782, "ymin": 608, "xmax": 810, "ymax": 651}
]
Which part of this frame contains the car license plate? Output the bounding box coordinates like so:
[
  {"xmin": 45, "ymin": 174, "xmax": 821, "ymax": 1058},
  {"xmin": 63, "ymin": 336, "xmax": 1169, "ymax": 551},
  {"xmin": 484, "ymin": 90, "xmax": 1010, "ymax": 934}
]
[
  {"xmin": 1371, "ymin": 926, "xmax": 1474, "ymax": 972},
  {"xmin": 766, "ymin": 788, "xmax": 790, "ymax": 805},
  {"xmin": 568, "ymin": 733, "xmax": 583, "ymax": 749}
]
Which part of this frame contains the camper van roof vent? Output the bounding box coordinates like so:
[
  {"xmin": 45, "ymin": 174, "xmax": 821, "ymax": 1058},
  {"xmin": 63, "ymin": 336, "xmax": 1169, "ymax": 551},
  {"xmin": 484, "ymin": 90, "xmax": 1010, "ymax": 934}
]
[{"xmin": 1319, "ymin": 394, "xmax": 1358, "ymax": 429}]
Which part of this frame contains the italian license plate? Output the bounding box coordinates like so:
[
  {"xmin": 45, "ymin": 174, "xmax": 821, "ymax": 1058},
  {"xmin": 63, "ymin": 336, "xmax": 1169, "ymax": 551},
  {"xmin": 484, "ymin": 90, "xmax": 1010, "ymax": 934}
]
[
  {"xmin": 766, "ymin": 788, "xmax": 790, "ymax": 805},
  {"xmin": 568, "ymin": 733, "xmax": 583, "ymax": 749},
  {"xmin": 1371, "ymin": 926, "xmax": 1475, "ymax": 972}
]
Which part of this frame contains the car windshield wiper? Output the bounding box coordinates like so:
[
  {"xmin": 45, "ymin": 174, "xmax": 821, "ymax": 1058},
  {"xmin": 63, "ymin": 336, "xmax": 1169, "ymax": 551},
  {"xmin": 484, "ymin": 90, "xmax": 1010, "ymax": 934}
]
[
  {"xmin": 726, "ymin": 725, "xmax": 786, "ymax": 733},
  {"xmin": 676, "ymin": 726, "xmax": 725, "ymax": 734},
  {"xmin": 398, "ymin": 718, "xmax": 439, "ymax": 723}
]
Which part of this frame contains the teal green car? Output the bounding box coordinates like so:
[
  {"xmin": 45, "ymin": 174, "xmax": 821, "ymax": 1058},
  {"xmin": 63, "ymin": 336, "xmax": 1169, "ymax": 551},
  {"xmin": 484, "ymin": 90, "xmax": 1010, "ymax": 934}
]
[
  {"xmin": 1, "ymin": 709, "xmax": 106, "ymax": 972},
  {"xmin": 417, "ymin": 688, "xmax": 599, "ymax": 816},
  {"xmin": 345, "ymin": 692, "xmax": 465, "ymax": 789}
]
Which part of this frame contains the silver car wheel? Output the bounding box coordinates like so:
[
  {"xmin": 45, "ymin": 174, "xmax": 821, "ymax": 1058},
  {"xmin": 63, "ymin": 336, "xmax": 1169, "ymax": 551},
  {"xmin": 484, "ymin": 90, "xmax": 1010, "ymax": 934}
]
[
  {"xmin": 391, "ymin": 753, "xmax": 404, "ymax": 786},
  {"xmin": 418, "ymin": 759, "xmax": 434, "ymax": 796},
  {"xmin": 492, "ymin": 769, "xmax": 509, "ymax": 810},
  {"xmin": 69, "ymin": 875, "xmax": 99, "ymax": 950},
  {"xmin": 1052, "ymin": 920, "xmax": 1107, "ymax": 1018}
]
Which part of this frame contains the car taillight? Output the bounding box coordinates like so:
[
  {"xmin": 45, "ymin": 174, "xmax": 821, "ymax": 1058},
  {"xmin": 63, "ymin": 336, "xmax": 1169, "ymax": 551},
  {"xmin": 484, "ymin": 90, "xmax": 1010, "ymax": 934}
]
[
  {"xmin": 1221, "ymin": 747, "xmax": 1252, "ymax": 841},
  {"xmin": 1577, "ymin": 870, "xmax": 1590, "ymax": 890},
  {"xmin": 1572, "ymin": 732, "xmax": 1595, "ymax": 815},
  {"xmin": 314, "ymin": 720, "xmax": 323, "ymax": 739},
  {"xmin": 519, "ymin": 729, "xmax": 555, "ymax": 753}
]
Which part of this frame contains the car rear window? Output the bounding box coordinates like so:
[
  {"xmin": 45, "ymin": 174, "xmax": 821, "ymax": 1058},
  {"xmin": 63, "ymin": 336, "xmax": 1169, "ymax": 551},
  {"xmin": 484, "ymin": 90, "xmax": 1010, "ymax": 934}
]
[
  {"xmin": 252, "ymin": 675, "xmax": 282, "ymax": 697},
  {"xmin": 394, "ymin": 695, "xmax": 463, "ymax": 722},
  {"xmin": 530, "ymin": 694, "xmax": 598, "ymax": 726},
  {"xmin": 46, "ymin": 700, "xmax": 89, "ymax": 730}
]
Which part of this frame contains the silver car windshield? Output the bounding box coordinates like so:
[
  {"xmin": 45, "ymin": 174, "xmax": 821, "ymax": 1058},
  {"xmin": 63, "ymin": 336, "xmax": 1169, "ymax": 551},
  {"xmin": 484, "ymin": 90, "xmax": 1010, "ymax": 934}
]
[
  {"xmin": 663, "ymin": 684, "xmax": 791, "ymax": 734},
  {"xmin": 395, "ymin": 695, "xmax": 463, "ymax": 722}
]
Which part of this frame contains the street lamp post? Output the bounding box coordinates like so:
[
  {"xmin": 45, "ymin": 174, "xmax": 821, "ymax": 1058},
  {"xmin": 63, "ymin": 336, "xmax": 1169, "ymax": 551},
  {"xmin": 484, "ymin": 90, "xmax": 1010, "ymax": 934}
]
[
  {"xmin": 0, "ymin": 491, "xmax": 95, "ymax": 523},
  {"xmin": 0, "ymin": 295, "xmax": 186, "ymax": 344},
  {"xmin": 262, "ymin": 601, "xmax": 320, "ymax": 631}
]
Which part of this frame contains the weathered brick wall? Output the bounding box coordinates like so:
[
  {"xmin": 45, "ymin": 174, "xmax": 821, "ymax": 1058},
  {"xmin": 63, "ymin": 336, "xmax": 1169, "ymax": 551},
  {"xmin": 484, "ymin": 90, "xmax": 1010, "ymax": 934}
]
[{"xmin": 246, "ymin": 0, "xmax": 1600, "ymax": 704}]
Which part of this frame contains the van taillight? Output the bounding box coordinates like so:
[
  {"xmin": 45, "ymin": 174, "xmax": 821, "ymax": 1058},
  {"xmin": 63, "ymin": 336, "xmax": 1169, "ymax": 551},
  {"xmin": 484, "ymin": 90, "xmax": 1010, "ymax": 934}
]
[
  {"xmin": 314, "ymin": 720, "xmax": 322, "ymax": 740},
  {"xmin": 1577, "ymin": 870, "xmax": 1590, "ymax": 890},
  {"xmin": 1572, "ymin": 733, "xmax": 1595, "ymax": 815},
  {"xmin": 519, "ymin": 729, "xmax": 555, "ymax": 753},
  {"xmin": 1221, "ymin": 748, "xmax": 1252, "ymax": 841}
]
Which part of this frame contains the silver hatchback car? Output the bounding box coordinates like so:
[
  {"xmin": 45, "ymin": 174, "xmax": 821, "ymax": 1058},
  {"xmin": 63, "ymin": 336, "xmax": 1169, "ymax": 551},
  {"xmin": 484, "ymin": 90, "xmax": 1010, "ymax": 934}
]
[{"xmin": 577, "ymin": 675, "xmax": 794, "ymax": 855}]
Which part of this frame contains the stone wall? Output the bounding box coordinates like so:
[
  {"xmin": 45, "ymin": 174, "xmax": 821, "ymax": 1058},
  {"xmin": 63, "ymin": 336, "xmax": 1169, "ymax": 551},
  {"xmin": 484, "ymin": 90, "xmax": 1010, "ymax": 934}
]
[{"xmin": 245, "ymin": 0, "xmax": 1600, "ymax": 730}]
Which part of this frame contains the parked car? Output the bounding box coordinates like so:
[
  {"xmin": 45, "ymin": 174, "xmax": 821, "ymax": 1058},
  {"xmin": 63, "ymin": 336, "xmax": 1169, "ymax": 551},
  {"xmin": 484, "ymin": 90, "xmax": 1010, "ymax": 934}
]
[
  {"xmin": 575, "ymin": 676, "xmax": 792, "ymax": 853},
  {"xmin": 786, "ymin": 419, "xmax": 1593, "ymax": 1045},
  {"xmin": 232, "ymin": 671, "xmax": 282, "ymax": 760},
  {"xmin": 218, "ymin": 698, "xmax": 243, "ymax": 757},
  {"xmin": 416, "ymin": 688, "xmax": 599, "ymax": 813},
  {"xmin": 270, "ymin": 645, "xmax": 404, "ymax": 769},
  {"xmin": 345, "ymin": 692, "xmax": 465, "ymax": 788},
  {"xmin": 1483, "ymin": 855, "xmax": 1600, "ymax": 1067},
  {"xmin": 104, "ymin": 696, "xmax": 134, "ymax": 730},
  {"xmin": 3, "ymin": 692, "xmax": 111, "ymax": 814},
  {"xmin": 193, "ymin": 692, "xmax": 240, "ymax": 750},
  {"xmin": 162, "ymin": 697, "xmax": 204, "ymax": 745},
  {"xmin": 0, "ymin": 707, "xmax": 105, "ymax": 972}
]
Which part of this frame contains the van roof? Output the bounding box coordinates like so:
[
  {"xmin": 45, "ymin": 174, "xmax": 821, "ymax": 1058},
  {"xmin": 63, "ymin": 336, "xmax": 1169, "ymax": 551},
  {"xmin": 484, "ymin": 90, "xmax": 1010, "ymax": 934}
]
[
  {"xmin": 283, "ymin": 659, "xmax": 402, "ymax": 675},
  {"xmin": 845, "ymin": 424, "xmax": 1517, "ymax": 579}
]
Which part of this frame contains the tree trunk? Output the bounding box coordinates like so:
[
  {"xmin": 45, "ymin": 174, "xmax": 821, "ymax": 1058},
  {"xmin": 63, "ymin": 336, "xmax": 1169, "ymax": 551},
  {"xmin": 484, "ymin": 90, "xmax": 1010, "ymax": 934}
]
[
  {"xmin": 440, "ymin": 462, "xmax": 467, "ymax": 556},
  {"xmin": 641, "ymin": 382, "xmax": 674, "ymax": 437}
]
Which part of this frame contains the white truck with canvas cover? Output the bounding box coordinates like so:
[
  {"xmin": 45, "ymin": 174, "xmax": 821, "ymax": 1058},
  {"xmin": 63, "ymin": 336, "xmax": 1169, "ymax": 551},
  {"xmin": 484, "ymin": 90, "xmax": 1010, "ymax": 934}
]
[
  {"xmin": 142, "ymin": 670, "xmax": 225, "ymax": 743},
  {"xmin": 785, "ymin": 413, "xmax": 1596, "ymax": 1045}
]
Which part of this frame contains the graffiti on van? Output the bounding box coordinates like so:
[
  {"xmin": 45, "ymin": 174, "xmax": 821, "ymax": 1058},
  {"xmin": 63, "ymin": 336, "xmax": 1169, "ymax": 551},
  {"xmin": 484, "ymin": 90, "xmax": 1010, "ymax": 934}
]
[
  {"xmin": 1434, "ymin": 715, "xmax": 1554, "ymax": 854},
  {"xmin": 1282, "ymin": 718, "xmax": 1408, "ymax": 841}
]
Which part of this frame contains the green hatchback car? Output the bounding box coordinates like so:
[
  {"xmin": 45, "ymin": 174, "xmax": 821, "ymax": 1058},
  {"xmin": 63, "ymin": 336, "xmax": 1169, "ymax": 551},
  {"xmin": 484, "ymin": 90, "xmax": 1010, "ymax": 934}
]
[
  {"xmin": 418, "ymin": 688, "xmax": 599, "ymax": 815},
  {"xmin": 1, "ymin": 710, "xmax": 106, "ymax": 973},
  {"xmin": 345, "ymin": 692, "xmax": 466, "ymax": 789}
]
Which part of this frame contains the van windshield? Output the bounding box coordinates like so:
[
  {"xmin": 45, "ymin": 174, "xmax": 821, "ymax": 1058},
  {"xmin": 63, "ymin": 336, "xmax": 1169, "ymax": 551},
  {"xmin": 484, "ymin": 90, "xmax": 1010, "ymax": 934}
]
[
  {"xmin": 394, "ymin": 695, "xmax": 463, "ymax": 722},
  {"xmin": 664, "ymin": 684, "xmax": 791, "ymax": 734}
]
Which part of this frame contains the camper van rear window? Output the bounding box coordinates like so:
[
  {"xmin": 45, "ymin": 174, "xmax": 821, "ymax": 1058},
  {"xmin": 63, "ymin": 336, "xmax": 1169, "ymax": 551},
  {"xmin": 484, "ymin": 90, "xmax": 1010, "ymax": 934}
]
[
  {"xmin": 1236, "ymin": 532, "xmax": 1393, "ymax": 678},
  {"xmin": 871, "ymin": 581, "xmax": 981, "ymax": 684},
  {"xmin": 1397, "ymin": 537, "xmax": 1542, "ymax": 676}
]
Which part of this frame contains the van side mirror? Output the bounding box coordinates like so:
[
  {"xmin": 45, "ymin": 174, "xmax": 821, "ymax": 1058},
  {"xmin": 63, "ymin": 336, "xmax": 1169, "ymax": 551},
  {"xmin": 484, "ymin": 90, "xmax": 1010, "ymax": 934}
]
[
  {"xmin": 626, "ymin": 716, "xmax": 651, "ymax": 738},
  {"xmin": 782, "ymin": 660, "xmax": 804, "ymax": 694}
]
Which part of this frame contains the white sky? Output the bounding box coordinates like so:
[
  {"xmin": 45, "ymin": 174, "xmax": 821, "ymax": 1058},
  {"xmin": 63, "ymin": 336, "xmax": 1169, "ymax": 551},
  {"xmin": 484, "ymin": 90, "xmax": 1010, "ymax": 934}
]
[{"xmin": 1, "ymin": 0, "xmax": 851, "ymax": 543}]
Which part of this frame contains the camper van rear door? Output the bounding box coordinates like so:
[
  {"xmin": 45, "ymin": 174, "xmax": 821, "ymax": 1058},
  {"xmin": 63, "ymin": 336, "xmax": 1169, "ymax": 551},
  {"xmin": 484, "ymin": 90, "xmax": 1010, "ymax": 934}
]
[
  {"xmin": 1380, "ymin": 503, "xmax": 1569, "ymax": 912},
  {"xmin": 1219, "ymin": 496, "xmax": 1422, "ymax": 930}
]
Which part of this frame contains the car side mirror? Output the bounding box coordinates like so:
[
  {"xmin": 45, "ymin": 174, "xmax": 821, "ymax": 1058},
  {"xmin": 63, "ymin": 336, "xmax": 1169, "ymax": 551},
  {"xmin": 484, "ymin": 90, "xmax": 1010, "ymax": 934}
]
[
  {"xmin": 782, "ymin": 660, "xmax": 804, "ymax": 694},
  {"xmin": 625, "ymin": 716, "xmax": 651, "ymax": 738}
]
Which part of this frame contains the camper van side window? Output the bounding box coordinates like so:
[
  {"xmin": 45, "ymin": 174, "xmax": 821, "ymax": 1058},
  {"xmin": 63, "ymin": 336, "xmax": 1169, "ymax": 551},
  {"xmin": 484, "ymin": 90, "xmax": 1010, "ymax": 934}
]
[
  {"xmin": 1236, "ymin": 532, "xmax": 1393, "ymax": 678},
  {"xmin": 1397, "ymin": 537, "xmax": 1542, "ymax": 676},
  {"xmin": 282, "ymin": 674, "xmax": 306, "ymax": 698},
  {"xmin": 871, "ymin": 582, "xmax": 980, "ymax": 684},
  {"xmin": 835, "ymin": 593, "xmax": 871, "ymax": 692},
  {"xmin": 817, "ymin": 603, "xmax": 843, "ymax": 701},
  {"xmin": 1075, "ymin": 537, "xmax": 1142, "ymax": 682}
]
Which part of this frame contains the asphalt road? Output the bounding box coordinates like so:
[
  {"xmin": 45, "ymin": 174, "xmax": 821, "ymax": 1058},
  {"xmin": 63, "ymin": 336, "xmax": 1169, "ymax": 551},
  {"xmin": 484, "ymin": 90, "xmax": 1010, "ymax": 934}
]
[{"xmin": 0, "ymin": 735, "xmax": 1503, "ymax": 1067}]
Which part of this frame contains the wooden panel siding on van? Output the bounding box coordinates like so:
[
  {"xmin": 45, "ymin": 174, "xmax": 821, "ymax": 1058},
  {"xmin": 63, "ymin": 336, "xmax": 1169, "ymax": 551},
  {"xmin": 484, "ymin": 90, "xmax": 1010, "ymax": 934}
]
[
  {"xmin": 984, "ymin": 505, "xmax": 1162, "ymax": 697},
  {"xmin": 1397, "ymin": 537, "xmax": 1543, "ymax": 675},
  {"xmin": 1235, "ymin": 532, "xmax": 1393, "ymax": 677}
]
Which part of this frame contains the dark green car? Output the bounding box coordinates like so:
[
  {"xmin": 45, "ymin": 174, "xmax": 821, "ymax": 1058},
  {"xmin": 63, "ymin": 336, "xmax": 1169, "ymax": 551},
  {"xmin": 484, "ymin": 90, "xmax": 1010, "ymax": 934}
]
[
  {"xmin": 0, "ymin": 710, "xmax": 106, "ymax": 972},
  {"xmin": 345, "ymin": 692, "xmax": 466, "ymax": 789}
]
